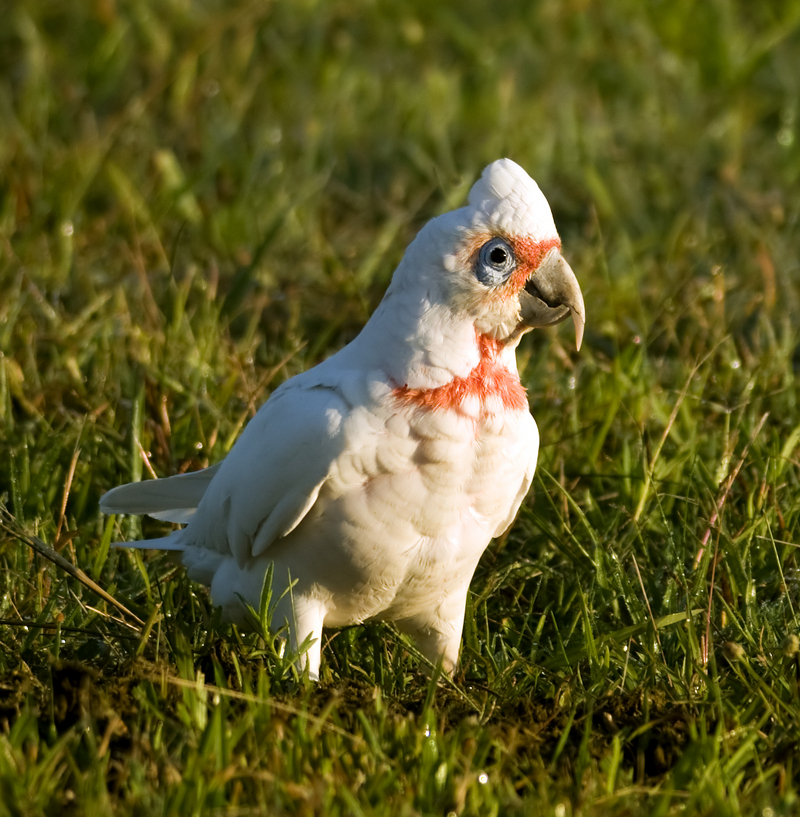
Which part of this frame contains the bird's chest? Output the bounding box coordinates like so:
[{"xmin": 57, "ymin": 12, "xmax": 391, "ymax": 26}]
[
  {"xmin": 314, "ymin": 397, "xmax": 531, "ymax": 624},
  {"xmin": 327, "ymin": 392, "xmax": 529, "ymax": 552}
]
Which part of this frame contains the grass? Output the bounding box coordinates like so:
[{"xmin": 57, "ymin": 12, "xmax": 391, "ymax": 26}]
[{"xmin": 1, "ymin": 0, "xmax": 800, "ymax": 813}]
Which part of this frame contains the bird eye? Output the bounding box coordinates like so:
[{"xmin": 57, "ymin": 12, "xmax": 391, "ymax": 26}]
[
  {"xmin": 489, "ymin": 246, "xmax": 508, "ymax": 264},
  {"xmin": 475, "ymin": 237, "xmax": 516, "ymax": 286}
]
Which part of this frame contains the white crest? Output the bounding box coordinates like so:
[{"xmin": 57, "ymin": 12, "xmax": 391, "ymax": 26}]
[{"xmin": 467, "ymin": 158, "xmax": 558, "ymax": 242}]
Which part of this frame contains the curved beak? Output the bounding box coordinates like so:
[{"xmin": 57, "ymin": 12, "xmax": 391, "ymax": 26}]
[{"xmin": 519, "ymin": 250, "xmax": 585, "ymax": 350}]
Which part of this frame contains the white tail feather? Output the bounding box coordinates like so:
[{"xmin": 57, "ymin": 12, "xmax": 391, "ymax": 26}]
[
  {"xmin": 100, "ymin": 463, "xmax": 221, "ymax": 523},
  {"xmin": 148, "ymin": 508, "xmax": 197, "ymax": 524},
  {"xmin": 113, "ymin": 535, "xmax": 185, "ymax": 551}
]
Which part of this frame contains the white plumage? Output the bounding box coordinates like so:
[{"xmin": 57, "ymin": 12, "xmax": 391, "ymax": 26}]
[{"xmin": 101, "ymin": 159, "xmax": 585, "ymax": 679}]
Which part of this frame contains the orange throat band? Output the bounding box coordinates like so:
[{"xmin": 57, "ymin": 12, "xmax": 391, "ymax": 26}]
[{"xmin": 392, "ymin": 335, "xmax": 527, "ymax": 414}]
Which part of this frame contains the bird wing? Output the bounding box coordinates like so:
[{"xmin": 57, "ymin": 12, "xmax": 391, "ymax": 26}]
[
  {"xmin": 99, "ymin": 463, "xmax": 223, "ymax": 523},
  {"xmin": 182, "ymin": 375, "xmax": 351, "ymax": 568}
]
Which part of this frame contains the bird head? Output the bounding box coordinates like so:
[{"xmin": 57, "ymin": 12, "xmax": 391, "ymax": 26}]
[{"xmin": 396, "ymin": 158, "xmax": 585, "ymax": 351}]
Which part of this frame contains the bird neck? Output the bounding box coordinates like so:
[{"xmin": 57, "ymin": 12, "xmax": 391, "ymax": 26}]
[
  {"xmin": 391, "ymin": 333, "xmax": 527, "ymax": 415},
  {"xmin": 349, "ymin": 288, "xmax": 526, "ymax": 414}
]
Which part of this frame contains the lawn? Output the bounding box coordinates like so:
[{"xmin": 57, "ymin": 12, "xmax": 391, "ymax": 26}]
[{"xmin": 1, "ymin": 0, "xmax": 799, "ymax": 814}]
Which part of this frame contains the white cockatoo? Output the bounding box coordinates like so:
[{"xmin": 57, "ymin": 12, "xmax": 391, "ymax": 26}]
[{"xmin": 101, "ymin": 159, "xmax": 585, "ymax": 679}]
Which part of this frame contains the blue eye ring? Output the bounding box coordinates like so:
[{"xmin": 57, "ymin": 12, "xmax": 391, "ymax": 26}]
[{"xmin": 475, "ymin": 237, "xmax": 516, "ymax": 286}]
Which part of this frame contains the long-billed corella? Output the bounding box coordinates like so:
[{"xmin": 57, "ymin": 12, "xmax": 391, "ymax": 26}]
[{"xmin": 101, "ymin": 159, "xmax": 585, "ymax": 679}]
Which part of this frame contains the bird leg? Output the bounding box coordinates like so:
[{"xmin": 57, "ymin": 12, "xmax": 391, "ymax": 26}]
[
  {"xmin": 270, "ymin": 591, "xmax": 327, "ymax": 681},
  {"xmin": 396, "ymin": 611, "xmax": 466, "ymax": 676}
]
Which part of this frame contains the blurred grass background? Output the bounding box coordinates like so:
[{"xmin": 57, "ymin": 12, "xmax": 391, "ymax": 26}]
[{"xmin": 1, "ymin": 0, "xmax": 800, "ymax": 814}]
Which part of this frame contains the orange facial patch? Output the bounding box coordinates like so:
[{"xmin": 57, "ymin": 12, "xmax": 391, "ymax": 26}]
[
  {"xmin": 506, "ymin": 235, "xmax": 562, "ymax": 293},
  {"xmin": 393, "ymin": 335, "xmax": 527, "ymax": 415}
]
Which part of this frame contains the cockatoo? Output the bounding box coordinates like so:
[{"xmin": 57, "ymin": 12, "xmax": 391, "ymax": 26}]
[{"xmin": 101, "ymin": 159, "xmax": 585, "ymax": 679}]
